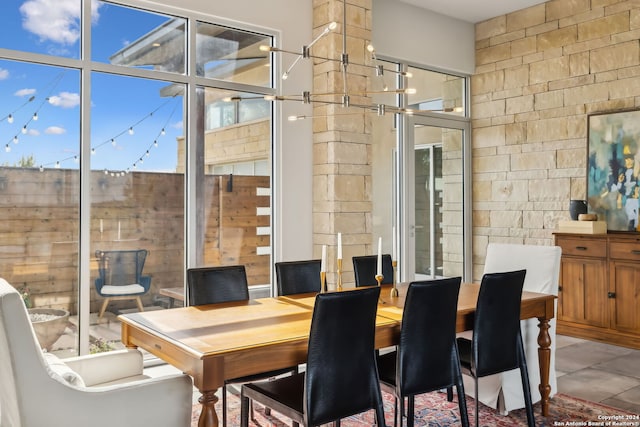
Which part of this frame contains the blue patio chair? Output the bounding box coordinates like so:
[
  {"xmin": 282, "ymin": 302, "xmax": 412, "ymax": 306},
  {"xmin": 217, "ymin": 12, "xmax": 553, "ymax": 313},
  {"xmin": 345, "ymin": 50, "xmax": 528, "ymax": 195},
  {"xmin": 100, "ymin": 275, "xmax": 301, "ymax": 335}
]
[{"xmin": 94, "ymin": 249, "xmax": 151, "ymax": 318}]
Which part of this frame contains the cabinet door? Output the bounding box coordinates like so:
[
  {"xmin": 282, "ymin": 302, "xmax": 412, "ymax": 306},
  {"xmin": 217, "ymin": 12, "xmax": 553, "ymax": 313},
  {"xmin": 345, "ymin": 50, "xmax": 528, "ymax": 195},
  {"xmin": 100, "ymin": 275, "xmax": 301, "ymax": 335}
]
[
  {"xmin": 610, "ymin": 260, "xmax": 640, "ymax": 334},
  {"xmin": 559, "ymin": 257, "xmax": 608, "ymax": 327}
]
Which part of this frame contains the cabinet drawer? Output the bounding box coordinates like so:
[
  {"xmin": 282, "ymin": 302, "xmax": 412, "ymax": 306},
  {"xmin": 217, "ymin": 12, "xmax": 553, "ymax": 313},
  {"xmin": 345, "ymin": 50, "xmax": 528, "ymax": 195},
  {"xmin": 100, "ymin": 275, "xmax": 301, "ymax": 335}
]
[
  {"xmin": 610, "ymin": 241, "xmax": 640, "ymax": 261},
  {"xmin": 557, "ymin": 238, "xmax": 606, "ymax": 258}
]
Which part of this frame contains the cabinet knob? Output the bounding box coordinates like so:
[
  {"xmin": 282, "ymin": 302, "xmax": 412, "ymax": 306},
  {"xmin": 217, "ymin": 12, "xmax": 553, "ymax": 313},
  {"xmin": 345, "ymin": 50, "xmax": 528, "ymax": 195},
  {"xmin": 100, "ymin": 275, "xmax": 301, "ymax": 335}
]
[
  {"xmin": 575, "ymin": 246, "xmax": 588, "ymax": 251},
  {"xmin": 558, "ymin": 286, "xmax": 562, "ymax": 292},
  {"xmin": 608, "ymin": 292, "xmax": 616, "ymax": 298}
]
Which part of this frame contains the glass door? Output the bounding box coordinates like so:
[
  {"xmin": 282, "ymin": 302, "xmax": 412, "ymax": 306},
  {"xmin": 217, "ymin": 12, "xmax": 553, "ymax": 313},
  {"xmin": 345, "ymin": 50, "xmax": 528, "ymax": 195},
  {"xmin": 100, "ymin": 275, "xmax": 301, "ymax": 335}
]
[{"xmin": 404, "ymin": 118, "xmax": 467, "ymax": 281}]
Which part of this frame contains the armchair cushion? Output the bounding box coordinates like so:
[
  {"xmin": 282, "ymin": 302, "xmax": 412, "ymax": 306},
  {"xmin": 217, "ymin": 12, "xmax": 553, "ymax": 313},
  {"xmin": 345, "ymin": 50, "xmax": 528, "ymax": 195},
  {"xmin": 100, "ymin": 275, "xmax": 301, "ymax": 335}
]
[
  {"xmin": 63, "ymin": 348, "xmax": 147, "ymax": 387},
  {"xmin": 100, "ymin": 283, "xmax": 146, "ymax": 296},
  {"xmin": 42, "ymin": 352, "xmax": 85, "ymax": 388}
]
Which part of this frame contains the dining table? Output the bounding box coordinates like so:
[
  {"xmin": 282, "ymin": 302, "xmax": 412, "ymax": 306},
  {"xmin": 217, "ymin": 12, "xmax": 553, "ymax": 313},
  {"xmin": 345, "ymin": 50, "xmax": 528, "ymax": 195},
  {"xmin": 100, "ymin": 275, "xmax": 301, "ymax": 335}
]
[{"xmin": 119, "ymin": 282, "xmax": 556, "ymax": 427}]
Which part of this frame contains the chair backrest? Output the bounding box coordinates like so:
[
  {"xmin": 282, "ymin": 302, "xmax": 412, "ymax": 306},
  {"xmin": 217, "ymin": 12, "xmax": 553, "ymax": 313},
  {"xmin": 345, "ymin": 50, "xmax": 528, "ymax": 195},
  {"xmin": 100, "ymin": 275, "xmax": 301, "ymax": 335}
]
[
  {"xmin": 95, "ymin": 249, "xmax": 148, "ymax": 287},
  {"xmin": 304, "ymin": 286, "xmax": 383, "ymax": 426},
  {"xmin": 275, "ymin": 259, "xmax": 321, "ymax": 295},
  {"xmin": 186, "ymin": 265, "xmax": 249, "ymax": 306},
  {"xmin": 397, "ymin": 277, "xmax": 462, "ymax": 397},
  {"xmin": 483, "ymin": 243, "xmax": 561, "ymax": 295},
  {"xmin": 473, "ymin": 269, "xmax": 527, "ymax": 378},
  {"xmin": 352, "ymin": 254, "xmax": 393, "ymax": 287},
  {"xmin": 0, "ymin": 279, "xmax": 57, "ymax": 426}
]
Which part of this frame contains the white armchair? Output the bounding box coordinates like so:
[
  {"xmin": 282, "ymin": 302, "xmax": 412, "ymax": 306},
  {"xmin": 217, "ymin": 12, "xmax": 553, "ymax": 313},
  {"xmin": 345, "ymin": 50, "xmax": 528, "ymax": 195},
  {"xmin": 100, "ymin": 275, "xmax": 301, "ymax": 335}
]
[
  {"xmin": 463, "ymin": 243, "xmax": 561, "ymax": 413},
  {"xmin": 0, "ymin": 278, "xmax": 194, "ymax": 427}
]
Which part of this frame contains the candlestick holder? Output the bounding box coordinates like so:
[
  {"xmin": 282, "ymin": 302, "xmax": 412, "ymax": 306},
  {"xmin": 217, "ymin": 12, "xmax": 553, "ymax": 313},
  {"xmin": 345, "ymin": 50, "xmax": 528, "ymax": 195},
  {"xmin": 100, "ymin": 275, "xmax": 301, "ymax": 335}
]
[
  {"xmin": 390, "ymin": 260, "xmax": 399, "ymax": 297},
  {"xmin": 320, "ymin": 271, "xmax": 327, "ymax": 293},
  {"xmin": 336, "ymin": 258, "xmax": 343, "ymax": 291},
  {"xmin": 375, "ymin": 274, "xmax": 383, "ymax": 287}
]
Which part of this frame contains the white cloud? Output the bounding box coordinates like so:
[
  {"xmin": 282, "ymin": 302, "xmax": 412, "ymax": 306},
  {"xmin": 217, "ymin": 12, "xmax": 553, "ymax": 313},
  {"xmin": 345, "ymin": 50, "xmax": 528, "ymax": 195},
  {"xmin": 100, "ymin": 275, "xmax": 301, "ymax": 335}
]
[
  {"xmin": 20, "ymin": 0, "xmax": 101, "ymax": 45},
  {"xmin": 15, "ymin": 88, "xmax": 36, "ymax": 97},
  {"xmin": 27, "ymin": 129, "xmax": 40, "ymax": 136},
  {"xmin": 172, "ymin": 120, "xmax": 183, "ymax": 130},
  {"xmin": 45, "ymin": 126, "xmax": 66, "ymax": 135},
  {"xmin": 0, "ymin": 69, "xmax": 8, "ymax": 80},
  {"xmin": 48, "ymin": 92, "xmax": 80, "ymax": 108}
]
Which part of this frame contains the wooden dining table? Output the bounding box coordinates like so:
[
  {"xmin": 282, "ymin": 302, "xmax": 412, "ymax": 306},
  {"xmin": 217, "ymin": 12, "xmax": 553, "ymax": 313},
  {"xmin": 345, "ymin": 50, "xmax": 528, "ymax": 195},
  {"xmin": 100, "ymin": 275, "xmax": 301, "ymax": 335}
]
[{"xmin": 119, "ymin": 283, "xmax": 556, "ymax": 427}]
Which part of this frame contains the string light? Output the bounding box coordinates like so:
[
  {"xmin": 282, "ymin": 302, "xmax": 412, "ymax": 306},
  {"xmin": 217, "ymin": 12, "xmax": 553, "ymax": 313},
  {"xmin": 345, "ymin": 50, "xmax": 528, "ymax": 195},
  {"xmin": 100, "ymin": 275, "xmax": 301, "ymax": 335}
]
[
  {"xmin": 7, "ymin": 115, "xmax": 13, "ymax": 124},
  {"xmin": 13, "ymin": 136, "xmax": 18, "ymax": 144},
  {"xmin": 5, "ymin": 144, "xmax": 10, "ymax": 153},
  {"xmin": 128, "ymin": 127, "xmax": 134, "ymax": 135},
  {"xmin": 21, "ymin": 126, "xmax": 27, "ymax": 134},
  {"xmin": 32, "ymin": 113, "xmax": 38, "ymax": 121}
]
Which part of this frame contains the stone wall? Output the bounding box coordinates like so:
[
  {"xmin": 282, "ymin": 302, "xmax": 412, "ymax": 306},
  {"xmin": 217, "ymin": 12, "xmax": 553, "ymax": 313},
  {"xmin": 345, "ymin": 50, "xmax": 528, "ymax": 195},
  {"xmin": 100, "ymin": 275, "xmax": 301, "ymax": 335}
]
[{"xmin": 471, "ymin": 0, "xmax": 640, "ymax": 279}]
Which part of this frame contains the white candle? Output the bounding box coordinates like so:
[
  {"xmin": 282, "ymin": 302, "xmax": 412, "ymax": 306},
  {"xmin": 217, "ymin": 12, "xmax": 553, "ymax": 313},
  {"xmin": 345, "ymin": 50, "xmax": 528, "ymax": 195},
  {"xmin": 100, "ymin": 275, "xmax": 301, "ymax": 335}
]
[
  {"xmin": 392, "ymin": 227, "xmax": 397, "ymax": 261},
  {"xmin": 321, "ymin": 244, "xmax": 327, "ymax": 273},
  {"xmin": 337, "ymin": 232, "xmax": 342, "ymax": 260},
  {"xmin": 118, "ymin": 221, "xmax": 121, "ymax": 240},
  {"xmin": 377, "ymin": 237, "xmax": 382, "ymax": 276}
]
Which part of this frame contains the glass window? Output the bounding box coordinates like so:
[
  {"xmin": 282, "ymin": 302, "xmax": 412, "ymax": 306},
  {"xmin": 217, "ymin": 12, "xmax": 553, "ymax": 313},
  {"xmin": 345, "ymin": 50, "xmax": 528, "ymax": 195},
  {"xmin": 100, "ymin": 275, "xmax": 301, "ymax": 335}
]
[
  {"xmin": 407, "ymin": 67, "xmax": 465, "ymax": 116},
  {"xmin": 196, "ymin": 22, "xmax": 272, "ymax": 87},
  {"xmin": 0, "ymin": 0, "xmax": 81, "ymax": 59},
  {"xmin": 92, "ymin": 3, "xmax": 186, "ymax": 75},
  {"xmin": 0, "ymin": 59, "xmax": 80, "ymax": 354}
]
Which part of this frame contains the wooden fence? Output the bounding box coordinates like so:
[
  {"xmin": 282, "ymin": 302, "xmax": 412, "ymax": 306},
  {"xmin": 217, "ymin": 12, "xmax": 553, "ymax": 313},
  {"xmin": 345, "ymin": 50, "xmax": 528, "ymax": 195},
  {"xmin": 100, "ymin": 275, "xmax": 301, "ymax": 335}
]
[{"xmin": 0, "ymin": 167, "xmax": 270, "ymax": 314}]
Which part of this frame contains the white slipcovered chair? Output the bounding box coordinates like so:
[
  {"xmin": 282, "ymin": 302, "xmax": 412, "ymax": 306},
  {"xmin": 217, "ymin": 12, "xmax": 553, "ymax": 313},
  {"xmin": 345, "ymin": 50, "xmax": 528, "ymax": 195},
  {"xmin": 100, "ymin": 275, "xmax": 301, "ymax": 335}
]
[
  {"xmin": 462, "ymin": 243, "xmax": 561, "ymax": 413},
  {"xmin": 0, "ymin": 278, "xmax": 194, "ymax": 427}
]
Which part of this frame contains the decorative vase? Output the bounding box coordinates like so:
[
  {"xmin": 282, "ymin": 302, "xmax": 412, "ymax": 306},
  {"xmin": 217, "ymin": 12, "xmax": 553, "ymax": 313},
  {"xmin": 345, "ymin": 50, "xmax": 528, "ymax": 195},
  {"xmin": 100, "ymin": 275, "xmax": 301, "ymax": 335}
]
[
  {"xmin": 569, "ymin": 199, "xmax": 588, "ymax": 221},
  {"xmin": 28, "ymin": 308, "xmax": 70, "ymax": 351}
]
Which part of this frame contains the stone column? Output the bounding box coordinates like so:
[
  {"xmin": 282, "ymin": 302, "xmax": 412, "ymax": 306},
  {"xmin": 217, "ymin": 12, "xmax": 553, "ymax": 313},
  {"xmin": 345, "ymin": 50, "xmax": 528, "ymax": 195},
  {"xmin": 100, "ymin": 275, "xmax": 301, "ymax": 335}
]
[{"xmin": 313, "ymin": 0, "xmax": 373, "ymax": 288}]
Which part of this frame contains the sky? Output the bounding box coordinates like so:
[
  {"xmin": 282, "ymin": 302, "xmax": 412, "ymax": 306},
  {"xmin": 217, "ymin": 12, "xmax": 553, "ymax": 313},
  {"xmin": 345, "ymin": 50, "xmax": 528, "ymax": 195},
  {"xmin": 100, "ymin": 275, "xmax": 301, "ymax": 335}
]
[{"xmin": 0, "ymin": 0, "xmax": 184, "ymax": 172}]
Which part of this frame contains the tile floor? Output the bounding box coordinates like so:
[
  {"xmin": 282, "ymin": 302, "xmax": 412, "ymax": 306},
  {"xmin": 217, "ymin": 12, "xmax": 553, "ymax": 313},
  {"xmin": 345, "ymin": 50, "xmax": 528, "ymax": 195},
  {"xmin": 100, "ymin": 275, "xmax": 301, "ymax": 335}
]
[{"xmin": 556, "ymin": 335, "xmax": 640, "ymax": 414}]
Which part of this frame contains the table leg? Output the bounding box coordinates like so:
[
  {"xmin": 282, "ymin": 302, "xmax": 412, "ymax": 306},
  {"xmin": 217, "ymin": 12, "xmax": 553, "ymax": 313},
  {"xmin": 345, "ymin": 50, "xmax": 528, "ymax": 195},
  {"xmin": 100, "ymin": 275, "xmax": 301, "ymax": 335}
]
[
  {"xmin": 537, "ymin": 317, "xmax": 551, "ymax": 416},
  {"xmin": 198, "ymin": 390, "xmax": 219, "ymax": 427}
]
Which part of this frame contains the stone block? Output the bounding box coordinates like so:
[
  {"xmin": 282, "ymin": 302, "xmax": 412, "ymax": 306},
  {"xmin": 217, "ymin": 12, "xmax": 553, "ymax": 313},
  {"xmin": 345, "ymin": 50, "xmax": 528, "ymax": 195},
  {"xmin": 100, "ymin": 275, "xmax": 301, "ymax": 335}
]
[
  {"xmin": 526, "ymin": 21, "xmax": 560, "ymax": 37},
  {"xmin": 472, "ymin": 99, "xmax": 506, "ymax": 119},
  {"xmin": 563, "ymin": 81, "xmax": 609, "ymax": 106},
  {"xmin": 496, "ymin": 57, "xmax": 524, "ymax": 71},
  {"xmin": 632, "ymin": 8, "xmax": 640, "ymax": 29},
  {"xmin": 471, "ymin": 70, "xmax": 505, "ymax": 95},
  {"xmin": 329, "ymin": 174, "xmax": 366, "ymax": 202},
  {"xmin": 327, "ymin": 141, "xmax": 368, "ymax": 165},
  {"xmin": 474, "ymin": 155, "xmax": 511, "ymax": 173},
  {"xmin": 490, "ymin": 210, "xmax": 523, "ymax": 228},
  {"xmin": 557, "ymin": 148, "xmax": 586, "ymax": 168},
  {"xmin": 537, "ymin": 26, "xmax": 578, "ymax": 50},
  {"xmin": 511, "ymin": 36, "xmax": 538, "ymax": 58},
  {"xmin": 609, "ymin": 76, "xmax": 640, "ymax": 99},
  {"xmin": 528, "ymin": 178, "xmax": 570, "ymax": 201},
  {"xmin": 507, "ymin": 4, "xmax": 546, "ymax": 32},
  {"xmin": 613, "ymin": 28, "xmax": 640, "ymax": 44},
  {"xmin": 591, "ymin": 40, "xmax": 640, "ymax": 73},
  {"xmin": 511, "ymin": 151, "xmax": 557, "ymax": 171},
  {"xmin": 473, "ymin": 181, "xmax": 493, "ymax": 202},
  {"xmin": 530, "ymin": 56, "xmax": 570, "ymax": 84},
  {"xmin": 491, "ymin": 180, "xmax": 529, "ymax": 201},
  {"xmin": 527, "ymin": 117, "xmax": 568, "ymax": 141},
  {"xmin": 578, "ymin": 12, "xmax": 630, "ymax": 41},
  {"xmin": 504, "ymin": 65, "xmax": 530, "ymax": 89},
  {"xmin": 492, "ymin": 115, "xmax": 515, "ymax": 126},
  {"xmin": 546, "ymin": 0, "xmax": 591, "ymax": 21},
  {"xmin": 506, "ymin": 95, "xmax": 534, "ymax": 114},
  {"xmin": 535, "ymin": 90, "xmax": 564, "ymax": 110},
  {"xmin": 474, "ymin": 125, "xmax": 505, "ymax": 148},
  {"xmin": 506, "ymin": 122, "xmax": 528, "ymax": 144},
  {"xmin": 476, "ymin": 43, "xmax": 511, "ymax": 66},
  {"xmin": 476, "ymin": 15, "xmax": 506, "ymax": 40},
  {"xmin": 570, "ymin": 51, "xmax": 590, "ymax": 76}
]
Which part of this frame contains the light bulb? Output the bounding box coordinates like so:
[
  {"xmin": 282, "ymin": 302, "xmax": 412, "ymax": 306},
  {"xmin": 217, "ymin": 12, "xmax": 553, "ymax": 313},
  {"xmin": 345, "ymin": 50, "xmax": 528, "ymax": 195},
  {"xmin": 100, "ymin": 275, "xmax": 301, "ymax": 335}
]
[
  {"xmin": 139, "ymin": 157, "xmax": 144, "ymax": 164},
  {"xmin": 222, "ymin": 97, "xmax": 232, "ymax": 102},
  {"xmin": 328, "ymin": 21, "xmax": 337, "ymax": 30},
  {"xmin": 32, "ymin": 113, "xmax": 38, "ymax": 121},
  {"xmin": 145, "ymin": 150, "xmax": 150, "ymax": 157},
  {"xmin": 55, "ymin": 161, "xmax": 60, "ymax": 169},
  {"xmin": 7, "ymin": 114, "xmax": 13, "ymax": 123},
  {"xmin": 161, "ymin": 128, "xmax": 166, "ymax": 136},
  {"xmin": 259, "ymin": 45, "xmax": 272, "ymax": 52},
  {"xmin": 405, "ymin": 88, "xmax": 417, "ymax": 95},
  {"xmin": 5, "ymin": 144, "xmax": 10, "ymax": 152},
  {"xmin": 104, "ymin": 169, "xmax": 108, "ymax": 175},
  {"xmin": 21, "ymin": 126, "xmax": 27, "ymax": 134},
  {"xmin": 111, "ymin": 138, "xmax": 116, "ymax": 146},
  {"xmin": 153, "ymin": 140, "xmax": 158, "ymax": 147},
  {"xmin": 91, "ymin": 148, "xmax": 96, "ymax": 155},
  {"xmin": 367, "ymin": 43, "xmax": 375, "ymax": 53},
  {"xmin": 128, "ymin": 127, "xmax": 134, "ymax": 135},
  {"xmin": 74, "ymin": 156, "xmax": 79, "ymax": 163},
  {"xmin": 13, "ymin": 136, "xmax": 18, "ymax": 144},
  {"xmin": 264, "ymin": 95, "xmax": 276, "ymax": 101},
  {"xmin": 39, "ymin": 165, "xmax": 44, "ymax": 172},
  {"xmin": 282, "ymin": 72, "xmax": 289, "ymax": 80}
]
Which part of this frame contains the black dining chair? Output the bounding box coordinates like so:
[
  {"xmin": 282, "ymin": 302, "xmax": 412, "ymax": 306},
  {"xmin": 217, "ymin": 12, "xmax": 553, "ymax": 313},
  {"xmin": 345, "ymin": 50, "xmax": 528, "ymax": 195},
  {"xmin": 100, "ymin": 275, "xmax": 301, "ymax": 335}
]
[
  {"xmin": 275, "ymin": 259, "xmax": 322, "ymax": 295},
  {"xmin": 376, "ymin": 277, "xmax": 469, "ymax": 427},
  {"xmin": 240, "ymin": 286, "xmax": 386, "ymax": 427},
  {"xmin": 186, "ymin": 265, "xmax": 296, "ymax": 427},
  {"xmin": 456, "ymin": 269, "xmax": 535, "ymax": 427},
  {"xmin": 352, "ymin": 254, "xmax": 394, "ymax": 287}
]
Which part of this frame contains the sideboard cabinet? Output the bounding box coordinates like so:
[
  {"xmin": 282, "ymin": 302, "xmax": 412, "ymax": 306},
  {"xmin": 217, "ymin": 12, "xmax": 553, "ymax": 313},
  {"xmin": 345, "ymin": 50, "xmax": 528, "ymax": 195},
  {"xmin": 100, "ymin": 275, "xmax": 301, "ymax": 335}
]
[{"xmin": 554, "ymin": 232, "xmax": 640, "ymax": 349}]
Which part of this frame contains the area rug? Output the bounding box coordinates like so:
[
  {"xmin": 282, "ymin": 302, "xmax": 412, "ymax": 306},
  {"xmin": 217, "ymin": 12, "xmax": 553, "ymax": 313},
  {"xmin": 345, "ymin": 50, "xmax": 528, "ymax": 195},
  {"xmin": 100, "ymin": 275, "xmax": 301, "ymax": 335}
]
[{"xmin": 191, "ymin": 391, "xmax": 636, "ymax": 426}]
